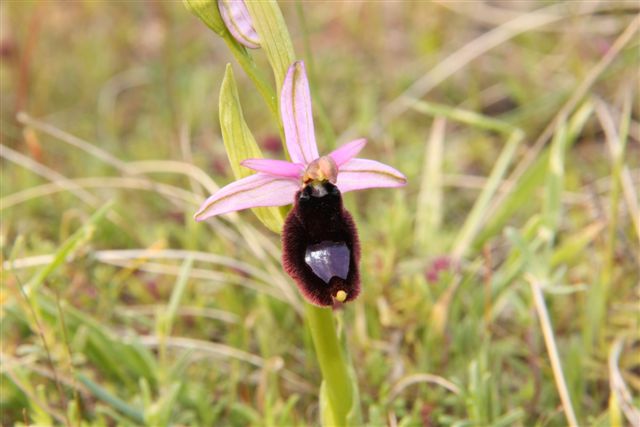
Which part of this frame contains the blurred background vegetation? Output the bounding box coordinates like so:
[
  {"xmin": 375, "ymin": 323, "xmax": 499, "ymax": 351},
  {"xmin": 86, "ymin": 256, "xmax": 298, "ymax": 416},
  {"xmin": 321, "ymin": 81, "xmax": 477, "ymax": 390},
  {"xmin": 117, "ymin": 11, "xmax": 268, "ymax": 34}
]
[{"xmin": 1, "ymin": 1, "xmax": 639, "ymax": 426}]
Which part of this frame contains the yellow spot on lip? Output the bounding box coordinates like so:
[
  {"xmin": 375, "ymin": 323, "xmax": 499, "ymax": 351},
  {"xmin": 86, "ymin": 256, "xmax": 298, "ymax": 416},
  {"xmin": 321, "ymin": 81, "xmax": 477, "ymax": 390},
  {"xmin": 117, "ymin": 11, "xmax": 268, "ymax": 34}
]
[{"xmin": 335, "ymin": 290, "xmax": 347, "ymax": 302}]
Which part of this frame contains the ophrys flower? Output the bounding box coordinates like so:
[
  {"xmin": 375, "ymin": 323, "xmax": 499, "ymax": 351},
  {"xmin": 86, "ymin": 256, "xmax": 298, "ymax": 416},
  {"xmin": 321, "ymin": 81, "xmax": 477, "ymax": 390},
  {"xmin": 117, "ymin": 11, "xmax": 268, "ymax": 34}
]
[{"xmin": 195, "ymin": 61, "xmax": 406, "ymax": 306}]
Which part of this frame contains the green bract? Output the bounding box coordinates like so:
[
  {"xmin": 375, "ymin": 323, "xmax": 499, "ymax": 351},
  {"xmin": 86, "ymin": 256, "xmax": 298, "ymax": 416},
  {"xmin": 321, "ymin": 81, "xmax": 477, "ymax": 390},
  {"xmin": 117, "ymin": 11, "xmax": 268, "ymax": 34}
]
[
  {"xmin": 244, "ymin": 0, "xmax": 295, "ymax": 92},
  {"xmin": 218, "ymin": 64, "xmax": 284, "ymax": 232}
]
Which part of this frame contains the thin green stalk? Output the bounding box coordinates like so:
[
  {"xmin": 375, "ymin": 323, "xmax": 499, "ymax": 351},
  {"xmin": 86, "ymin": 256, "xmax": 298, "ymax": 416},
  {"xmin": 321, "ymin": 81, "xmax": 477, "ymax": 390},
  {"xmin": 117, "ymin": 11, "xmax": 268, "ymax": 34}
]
[
  {"xmin": 182, "ymin": 0, "xmax": 280, "ymax": 126},
  {"xmin": 223, "ymin": 37, "xmax": 279, "ymax": 123},
  {"xmin": 11, "ymin": 238, "xmax": 71, "ymax": 427},
  {"xmin": 157, "ymin": 257, "xmax": 193, "ymax": 384},
  {"xmin": 409, "ymin": 99, "xmax": 519, "ymax": 135},
  {"xmin": 585, "ymin": 99, "xmax": 631, "ymax": 348},
  {"xmin": 408, "ymin": 99, "xmax": 525, "ymax": 258},
  {"xmin": 542, "ymin": 122, "xmax": 568, "ymax": 259},
  {"xmin": 451, "ymin": 130, "xmax": 524, "ymax": 259},
  {"xmin": 77, "ymin": 374, "xmax": 144, "ymax": 424},
  {"xmin": 305, "ymin": 304, "xmax": 354, "ymax": 426},
  {"xmin": 415, "ymin": 116, "xmax": 445, "ymax": 251},
  {"xmin": 24, "ymin": 201, "xmax": 112, "ymax": 295}
]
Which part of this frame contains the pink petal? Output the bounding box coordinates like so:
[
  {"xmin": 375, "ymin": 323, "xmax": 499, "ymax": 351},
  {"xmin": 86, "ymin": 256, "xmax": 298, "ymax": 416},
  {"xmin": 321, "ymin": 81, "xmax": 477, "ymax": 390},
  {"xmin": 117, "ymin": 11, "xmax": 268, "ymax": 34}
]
[
  {"xmin": 194, "ymin": 173, "xmax": 298, "ymax": 221},
  {"xmin": 240, "ymin": 158, "xmax": 303, "ymax": 178},
  {"xmin": 281, "ymin": 61, "xmax": 319, "ymax": 164},
  {"xmin": 218, "ymin": 0, "xmax": 261, "ymax": 49},
  {"xmin": 329, "ymin": 138, "xmax": 367, "ymax": 167},
  {"xmin": 336, "ymin": 158, "xmax": 407, "ymax": 194}
]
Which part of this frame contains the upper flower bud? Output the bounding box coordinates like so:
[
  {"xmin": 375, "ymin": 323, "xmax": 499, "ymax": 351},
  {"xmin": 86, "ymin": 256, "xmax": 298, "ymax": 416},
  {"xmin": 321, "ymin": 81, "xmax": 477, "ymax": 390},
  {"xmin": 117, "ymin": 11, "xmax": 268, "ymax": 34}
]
[
  {"xmin": 217, "ymin": 0, "xmax": 261, "ymax": 49},
  {"xmin": 183, "ymin": 0, "xmax": 225, "ymax": 35}
]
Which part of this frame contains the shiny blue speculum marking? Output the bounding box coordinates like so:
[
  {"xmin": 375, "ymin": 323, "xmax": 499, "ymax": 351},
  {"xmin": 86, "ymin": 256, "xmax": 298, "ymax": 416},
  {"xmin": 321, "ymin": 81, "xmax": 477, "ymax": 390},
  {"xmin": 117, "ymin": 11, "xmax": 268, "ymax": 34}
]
[{"xmin": 304, "ymin": 241, "xmax": 350, "ymax": 284}]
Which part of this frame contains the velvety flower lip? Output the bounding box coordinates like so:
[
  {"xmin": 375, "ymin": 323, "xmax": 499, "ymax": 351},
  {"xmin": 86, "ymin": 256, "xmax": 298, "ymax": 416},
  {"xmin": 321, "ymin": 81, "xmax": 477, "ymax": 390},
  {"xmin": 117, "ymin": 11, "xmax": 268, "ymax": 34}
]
[
  {"xmin": 217, "ymin": 0, "xmax": 260, "ymax": 49},
  {"xmin": 282, "ymin": 181, "xmax": 361, "ymax": 306},
  {"xmin": 194, "ymin": 60, "xmax": 407, "ymax": 222}
]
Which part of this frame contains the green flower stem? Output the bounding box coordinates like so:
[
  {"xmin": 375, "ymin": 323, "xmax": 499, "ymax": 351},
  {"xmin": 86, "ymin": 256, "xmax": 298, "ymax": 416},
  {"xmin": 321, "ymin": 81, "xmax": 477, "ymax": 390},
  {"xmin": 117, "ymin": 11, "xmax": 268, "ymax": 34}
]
[
  {"xmin": 305, "ymin": 303, "xmax": 354, "ymax": 426},
  {"xmin": 223, "ymin": 37, "xmax": 279, "ymax": 123},
  {"xmin": 182, "ymin": 0, "xmax": 279, "ymax": 123},
  {"xmin": 205, "ymin": 0, "xmax": 361, "ymax": 423}
]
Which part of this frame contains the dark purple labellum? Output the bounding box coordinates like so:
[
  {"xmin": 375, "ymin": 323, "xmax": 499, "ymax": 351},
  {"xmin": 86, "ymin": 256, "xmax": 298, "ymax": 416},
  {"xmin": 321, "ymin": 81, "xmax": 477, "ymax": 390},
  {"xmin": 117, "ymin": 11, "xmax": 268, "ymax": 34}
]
[{"xmin": 282, "ymin": 182, "xmax": 361, "ymax": 307}]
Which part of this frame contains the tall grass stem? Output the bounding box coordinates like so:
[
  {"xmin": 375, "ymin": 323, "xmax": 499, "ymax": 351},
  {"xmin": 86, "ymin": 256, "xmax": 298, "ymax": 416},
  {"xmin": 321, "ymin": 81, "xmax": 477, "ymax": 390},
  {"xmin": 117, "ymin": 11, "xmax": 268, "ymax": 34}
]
[{"xmin": 527, "ymin": 275, "xmax": 579, "ymax": 427}]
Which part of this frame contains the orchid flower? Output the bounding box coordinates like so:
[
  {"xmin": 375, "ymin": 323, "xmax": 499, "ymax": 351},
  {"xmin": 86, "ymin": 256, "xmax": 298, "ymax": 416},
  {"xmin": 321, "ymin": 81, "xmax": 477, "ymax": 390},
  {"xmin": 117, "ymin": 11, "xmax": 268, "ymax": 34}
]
[
  {"xmin": 195, "ymin": 61, "xmax": 406, "ymax": 220},
  {"xmin": 195, "ymin": 61, "xmax": 406, "ymax": 306}
]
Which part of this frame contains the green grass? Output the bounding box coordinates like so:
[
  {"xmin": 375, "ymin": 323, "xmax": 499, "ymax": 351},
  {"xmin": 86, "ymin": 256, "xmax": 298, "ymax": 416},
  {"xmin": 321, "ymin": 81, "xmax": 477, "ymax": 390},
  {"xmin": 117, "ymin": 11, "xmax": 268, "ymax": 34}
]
[{"xmin": 2, "ymin": 2, "xmax": 639, "ymax": 426}]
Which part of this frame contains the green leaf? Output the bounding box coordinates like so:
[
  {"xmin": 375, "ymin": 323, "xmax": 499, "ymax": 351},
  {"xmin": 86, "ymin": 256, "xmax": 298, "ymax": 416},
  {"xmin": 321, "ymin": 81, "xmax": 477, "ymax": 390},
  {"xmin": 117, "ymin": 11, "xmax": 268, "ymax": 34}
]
[
  {"xmin": 245, "ymin": 0, "xmax": 295, "ymax": 92},
  {"xmin": 451, "ymin": 129, "xmax": 524, "ymax": 259},
  {"xmin": 478, "ymin": 102, "xmax": 593, "ymax": 246},
  {"xmin": 543, "ymin": 121, "xmax": 569, "ymax": 244},
  {"xmin": 183, "ymin": 0, "xmax": 225, "ymax": 35},
  {"xmin": 25, "ymin": 201, "xmax": 112, "ymax": 295},
  {"xmin": 77, "ymin": 373, "xmax": 145, "ymax": 424},
  {"xmin": 549, "ymin": 222, "xmax": 603, "ymax": 267},
  {"xmin": 219, "ymin": 64, "xmax": 285, "ymax": 232},
  {"xmin": 157, "ymin": 257, "xmax": 193, "ymax": 338}
]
